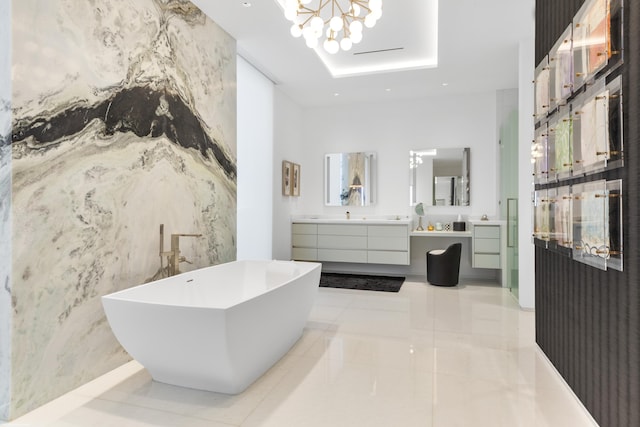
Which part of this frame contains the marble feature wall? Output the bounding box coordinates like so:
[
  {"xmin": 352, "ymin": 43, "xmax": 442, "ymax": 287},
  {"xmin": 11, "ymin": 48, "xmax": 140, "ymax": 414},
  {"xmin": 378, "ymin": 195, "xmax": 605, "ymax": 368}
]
[
  {"xmin": 7, "ymin": 0, "xmax": 236, "ymax": 418},
  {"xmin": 0, "ymin": 0, "xmax": 12, "ymax": 420}
]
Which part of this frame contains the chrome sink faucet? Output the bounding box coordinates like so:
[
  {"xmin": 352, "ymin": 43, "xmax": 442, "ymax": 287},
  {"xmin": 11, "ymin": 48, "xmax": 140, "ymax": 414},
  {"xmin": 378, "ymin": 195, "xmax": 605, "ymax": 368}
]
[{"xmin": 159, "ymin": 224, "xmax": 202, "ymax": 277}]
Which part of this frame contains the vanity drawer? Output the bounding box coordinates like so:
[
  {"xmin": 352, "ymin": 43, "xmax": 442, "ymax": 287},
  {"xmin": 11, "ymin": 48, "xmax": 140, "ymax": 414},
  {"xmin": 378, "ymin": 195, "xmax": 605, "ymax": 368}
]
[
  {"xmin": 367, "ymin": 225, "xmax": 408, "ymax": 237},
  {"xmin": 318, "ymin": 235, "xmax": 367, "ymax": 250},
  {"xmin": 368, "ymin": 236, "xmax": 408, "ymax": 251},
  {"xmin": 292, "ymin": 234, "xmax": 317, "ymax": 248},
  {"xmin": 291, "ymin": 221, "xmax": 410, "ymax": 266},
  {"xmin": 292, "ymin": 247, "xmax": 317, "ymax": 261},
  {"xmin": 368, "ymin": 250, "xmax": 409, "ymax": 265},
  {"xmin": 318, "ymin": 249, "xmax": 367, "ymax": 263},
  {"xmin": 318, "ymin": 224, "xmax": 367, "ymax": 236},
  {"xmin": 292, "ymin": 223, "xmax": 317, "ymax": 235},
  {"xmin": 474, "ymin": 225, "xmax": 500, "ymax": 239},
  {"xmin": 474, "ymin": 254, "xmax": 500, "ymax": 269},
  {"xmin": 474, "ymin": 238, "xmax": 500, "ymax": 253}
]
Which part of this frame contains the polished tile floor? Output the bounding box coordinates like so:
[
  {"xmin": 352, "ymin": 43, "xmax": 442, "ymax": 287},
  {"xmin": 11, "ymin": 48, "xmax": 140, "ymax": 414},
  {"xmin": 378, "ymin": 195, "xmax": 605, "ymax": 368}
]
[{"xmin": 7, "ymin": 279, "xmax": 598, "ymax": 427}]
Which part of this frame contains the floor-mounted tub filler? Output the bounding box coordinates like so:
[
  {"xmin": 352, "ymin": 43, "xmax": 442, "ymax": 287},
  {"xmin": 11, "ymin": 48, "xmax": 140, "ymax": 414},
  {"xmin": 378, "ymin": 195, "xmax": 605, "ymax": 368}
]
[{"xmin": 102, "ymin": 260, "xmax": 322, "ymax": 394}]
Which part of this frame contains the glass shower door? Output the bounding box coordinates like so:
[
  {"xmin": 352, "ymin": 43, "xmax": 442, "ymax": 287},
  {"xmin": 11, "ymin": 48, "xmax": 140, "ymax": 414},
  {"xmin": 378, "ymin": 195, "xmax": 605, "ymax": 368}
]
[
  {"xmin": 507, "ymin": 198, "xmax": 519, "ymax": 298},
  {"xmin": 500, "ymin": 109, "xmax": 519, "ymax": 296}
]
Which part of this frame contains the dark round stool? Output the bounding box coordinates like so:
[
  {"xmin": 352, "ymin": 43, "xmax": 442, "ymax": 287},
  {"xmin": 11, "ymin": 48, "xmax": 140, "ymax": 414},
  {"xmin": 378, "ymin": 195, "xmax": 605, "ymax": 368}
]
[{"xmin": 426, "ymin": 243, "xmax": 462, "ymax": 286}]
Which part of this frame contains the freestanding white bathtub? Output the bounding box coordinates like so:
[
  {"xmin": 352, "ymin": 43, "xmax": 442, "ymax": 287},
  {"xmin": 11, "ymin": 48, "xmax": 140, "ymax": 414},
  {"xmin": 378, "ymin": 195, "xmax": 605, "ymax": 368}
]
[{"xmin": 102, "ymin": 260, "xmax": 321, "ymax": 394}]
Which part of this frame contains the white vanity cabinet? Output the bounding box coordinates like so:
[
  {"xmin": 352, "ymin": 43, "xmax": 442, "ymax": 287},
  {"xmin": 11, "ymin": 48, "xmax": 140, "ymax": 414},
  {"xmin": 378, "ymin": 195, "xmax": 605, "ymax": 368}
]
[
  {"xmin": 291, "ymin": 223, "xmax": 318, "ymax": 261},
  {"xmin": 291, "ymin": 220, "xmax": 410, "ymax": 265},
  {"xmin": 471, "ymin": 223, "xmax": 502, "ymax": 269},
  {"xmin": 367, "ymin": 225, "xmax": 410, "ymax": 265},
  {"xmin": 317, "ymin": 224, "xmax": 368, "ymax": 263}
]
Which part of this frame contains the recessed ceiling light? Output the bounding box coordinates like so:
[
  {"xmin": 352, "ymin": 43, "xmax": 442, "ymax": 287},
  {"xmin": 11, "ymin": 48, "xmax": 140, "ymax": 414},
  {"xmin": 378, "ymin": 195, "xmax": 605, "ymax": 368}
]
[
  {"xmin": 442, "ymin": 83, "xmax": 449, "ymax": 86},
  {"xmin": 333, "ymin": 93, "xmax": 340, "ymax": 97},
  {"xmin": 385, "ymin": 88, "xmax": 392, "ymax": 92}
]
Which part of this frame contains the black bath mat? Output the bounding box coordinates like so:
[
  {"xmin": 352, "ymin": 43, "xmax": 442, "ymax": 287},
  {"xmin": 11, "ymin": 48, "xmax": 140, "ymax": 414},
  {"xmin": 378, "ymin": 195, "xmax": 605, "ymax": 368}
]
[{"xmin": 319, "ymin": 273, "xmax": 405, "ymax": 293}]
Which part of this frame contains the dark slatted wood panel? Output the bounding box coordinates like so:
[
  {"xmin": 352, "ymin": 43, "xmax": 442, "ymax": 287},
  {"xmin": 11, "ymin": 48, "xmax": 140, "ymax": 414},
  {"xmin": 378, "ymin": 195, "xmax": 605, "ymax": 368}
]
[
  {"xmin": 535, "ymin": 1, "xmax": 640, "ymax": 426},
  {"xmin": 625, "ymin": 0, "xmax": 640, "ymax": 424},
  {"xmin": 535, "ymin": 0, "xmax": 584, "ymax": 64}
]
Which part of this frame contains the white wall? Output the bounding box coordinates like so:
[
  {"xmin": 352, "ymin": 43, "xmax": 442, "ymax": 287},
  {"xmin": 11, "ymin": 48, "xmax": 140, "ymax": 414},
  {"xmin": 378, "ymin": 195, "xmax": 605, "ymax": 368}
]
[
  {"xmin": 294, "ymin": 93, "xmax": 499, "ymax": 220},
  {"xmin": 272, "ymin": 89, "xmax": 305, "ymax": 260},
  {"xmin": 518, "ymin": 36, "xmax": 535, "ymax": 310},
  {"xmin": 245, "ymin": 55, "xmax": 532, "ymax": 288},
  {"xmin": 237, "ymin": 56, "xmax": 274, "ymax": 260},
  {"xmin": 270, "ymin": 92, "xmax": 501, "ymax": 279}
]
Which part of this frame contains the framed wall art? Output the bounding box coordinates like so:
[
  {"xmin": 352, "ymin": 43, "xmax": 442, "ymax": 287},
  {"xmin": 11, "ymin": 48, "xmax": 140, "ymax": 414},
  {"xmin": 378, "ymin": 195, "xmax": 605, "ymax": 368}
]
[
  {"xmin": 548, "ymin": 185, "xmax": 573, "ymax": 253},
  {"xmin": 548, "ymin": 106, "xmax": 574, "ymax": 181},
  {"xmin": 533, "ymin": 122, "xmax": 548, "ymax": 184},
  {"xmin": 532, "ymin": 0, "xmax": 625, "ymax": 273},
  {"xmin": 572, "ymin": 179, "xmax": 608, "ymax": 270},
  {"xmin": 572, "ymin": 0, "xmax": 623, "ymax": 90},
  {"xmin": 292, "ymin": 163, "xmax": 300, "ymax": 197},
  {"xmin": 534, "ymin": 56, "xmax": 550, "ymax": 122},
  {"xmin": 282, "ymin": 160, "xmax": 292, "ymax": 196},
  {"xmin": 548, "ymin": 25, "xmax": 573, "ymax": 111},
  {"xmin": 606, "ymin": 179, "xmax": 623, "ymax": 271},
  {"xmin": 533, "ymin": 189, "xmax": 550, "ymax": 246}
]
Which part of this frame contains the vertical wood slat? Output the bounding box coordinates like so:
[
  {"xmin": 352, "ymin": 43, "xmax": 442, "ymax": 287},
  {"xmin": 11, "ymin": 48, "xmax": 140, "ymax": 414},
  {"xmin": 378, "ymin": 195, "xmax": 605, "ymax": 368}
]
[{"xmin": 535, "ymin": 1, "xmax": 639, "ymax": 426}]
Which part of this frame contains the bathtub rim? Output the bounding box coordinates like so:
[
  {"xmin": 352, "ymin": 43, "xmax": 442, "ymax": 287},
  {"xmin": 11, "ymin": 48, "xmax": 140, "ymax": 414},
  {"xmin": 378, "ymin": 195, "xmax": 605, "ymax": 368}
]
[{"xmin": 101, "ymin": 259, "xmax": 322, "ymax": 310}]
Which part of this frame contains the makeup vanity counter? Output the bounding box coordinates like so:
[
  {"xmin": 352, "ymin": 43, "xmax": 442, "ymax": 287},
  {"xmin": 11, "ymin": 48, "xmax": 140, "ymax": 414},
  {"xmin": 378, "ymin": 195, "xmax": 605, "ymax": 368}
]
[
  {"xmin": 291, "ymin": 218, "xmax": 411, "ymax": 265},
  {"xmin": 410, "ymin": 230, "xmax": 472, "ymax": 238},
  {"xmin": 411, "ymin": 220, "xmax": 507, "ymax": 286}
]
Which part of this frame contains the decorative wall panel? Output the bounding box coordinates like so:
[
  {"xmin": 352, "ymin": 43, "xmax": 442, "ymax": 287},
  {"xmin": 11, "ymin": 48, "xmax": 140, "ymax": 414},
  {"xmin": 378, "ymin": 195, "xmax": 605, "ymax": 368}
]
[
  {"xmin": 572, "ymin": 180, "xmax": 608, "ymax": 270},
  {"xmin": 534, "ymin": 56, "xmax": 550, "ymax": 122},
  {"xmin": 535, "ymin": 0, "xmax": 639, "ymax": 426},
  {"xmin": 548, "ymin": 185, "xmax": 572, "ymax": 252},
  {"xmin": 6, "ymin": 0, "xmax": 237, "ymax": 418},
  {"xmin": 532, "ymin": 122, "xmax": 548, "ymax": 184},
  {"xmin": 572, "ymin": 0, "xmax": 610, "ymax": 89},
  {"xmin": 548, "ymin": 25, "xmax": 573, "ymax": 111}
]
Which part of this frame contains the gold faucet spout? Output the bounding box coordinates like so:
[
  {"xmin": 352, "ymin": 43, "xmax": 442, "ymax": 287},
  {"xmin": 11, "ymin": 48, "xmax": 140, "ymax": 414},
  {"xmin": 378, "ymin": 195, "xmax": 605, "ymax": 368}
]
[
  {"xmin": 157, "ymin": 225, "xmax": 203, "ymax": 277},
  {"xmin": 168, "ymin": 231, "xmax": 202, "ymax": 276}
]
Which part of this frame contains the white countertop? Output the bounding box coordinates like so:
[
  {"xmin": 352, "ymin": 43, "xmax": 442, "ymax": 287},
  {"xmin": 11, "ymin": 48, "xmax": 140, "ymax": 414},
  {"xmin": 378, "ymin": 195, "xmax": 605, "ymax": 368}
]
[
  {"xmin": 410, "ymin": 230, "xmax": 472, "ymax": 237},
  {"xmin": 469, "ymin": 219, "xmax": 506, "ymax": 226},
  {"xmin": 292, "ymin": 217, "xmax": 412, "ymax": 225}
]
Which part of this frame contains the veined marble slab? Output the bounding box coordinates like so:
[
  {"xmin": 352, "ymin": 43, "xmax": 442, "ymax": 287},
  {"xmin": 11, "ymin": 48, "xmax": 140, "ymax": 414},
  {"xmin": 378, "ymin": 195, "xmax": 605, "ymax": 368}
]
[
  {"xmin": 10, "ymin": 0, "xmax": 236, "ymax": 418},
  {"xmin": 0, "ymin": 144, "xmax": 11, "ymax": 423}
]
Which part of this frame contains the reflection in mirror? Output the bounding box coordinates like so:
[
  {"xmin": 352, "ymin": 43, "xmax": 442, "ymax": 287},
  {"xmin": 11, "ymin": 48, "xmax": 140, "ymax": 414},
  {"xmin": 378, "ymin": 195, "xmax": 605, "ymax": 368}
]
[
  {"xmin": 409, "ymin": 147, "xmax": 470, "ymax": 206},
  {"xmin": 325, "ymin": 152, "xmax": 376, "ymax": 206}
]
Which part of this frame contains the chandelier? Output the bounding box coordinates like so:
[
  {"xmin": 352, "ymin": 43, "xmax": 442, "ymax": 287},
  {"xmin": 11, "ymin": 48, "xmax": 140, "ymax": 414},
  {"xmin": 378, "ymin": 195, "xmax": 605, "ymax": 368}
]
[{"xmin": 283, "ymin": 0, "xmax": 383, "ymax": 54}]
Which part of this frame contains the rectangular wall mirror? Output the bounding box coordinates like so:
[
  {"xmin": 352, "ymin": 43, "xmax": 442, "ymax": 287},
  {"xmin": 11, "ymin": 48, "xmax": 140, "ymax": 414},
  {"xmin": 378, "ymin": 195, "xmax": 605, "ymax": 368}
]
[
  {"xmin": 409, "ymin": 147, "xmax": 470, "ymax": 206},
  {"xmin": 324, "ymin": 152, "xmax": 376, "ymax": 206}
]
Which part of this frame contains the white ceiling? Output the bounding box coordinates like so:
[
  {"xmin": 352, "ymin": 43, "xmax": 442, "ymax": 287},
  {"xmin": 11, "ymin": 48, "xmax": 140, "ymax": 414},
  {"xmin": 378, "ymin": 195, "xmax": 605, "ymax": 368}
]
[{"xmin": 191, "ymin": 0, "xmax": 535, "ymax": 108}]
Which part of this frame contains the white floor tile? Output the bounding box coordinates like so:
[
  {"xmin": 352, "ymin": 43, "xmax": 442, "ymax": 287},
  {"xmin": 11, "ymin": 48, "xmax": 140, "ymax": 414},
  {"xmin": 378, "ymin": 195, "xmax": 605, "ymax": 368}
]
[
  {"xmin": 5, "ymin": 280, "xmax": 598, "ymax": 427},
  {"xmin": 242, "ymin": 356, "xmax": 434, "ymax": 427},
  {"xmin": 50, "ymin": 398, "xmax": 232, "ymax": 427}
]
